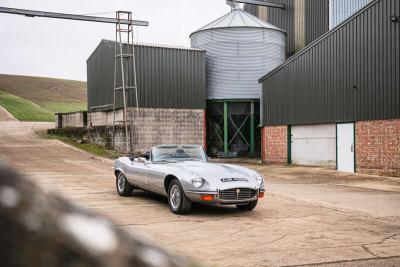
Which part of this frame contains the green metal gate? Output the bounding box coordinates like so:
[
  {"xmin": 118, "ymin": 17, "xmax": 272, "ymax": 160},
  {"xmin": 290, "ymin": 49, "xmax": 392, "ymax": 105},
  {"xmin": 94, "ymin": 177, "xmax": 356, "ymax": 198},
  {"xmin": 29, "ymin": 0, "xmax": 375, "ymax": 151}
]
[{"xmin": 206, "ymin": 100, "xmax": 260, "ymax": 158}]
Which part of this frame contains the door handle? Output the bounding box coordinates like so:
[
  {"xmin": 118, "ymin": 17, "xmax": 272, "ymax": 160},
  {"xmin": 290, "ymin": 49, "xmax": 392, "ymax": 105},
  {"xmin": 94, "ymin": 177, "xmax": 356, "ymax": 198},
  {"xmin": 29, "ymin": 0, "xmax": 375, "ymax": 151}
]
[{"xmin": 350, "ymin": 144, "xmax": 354, "ymax": 152}]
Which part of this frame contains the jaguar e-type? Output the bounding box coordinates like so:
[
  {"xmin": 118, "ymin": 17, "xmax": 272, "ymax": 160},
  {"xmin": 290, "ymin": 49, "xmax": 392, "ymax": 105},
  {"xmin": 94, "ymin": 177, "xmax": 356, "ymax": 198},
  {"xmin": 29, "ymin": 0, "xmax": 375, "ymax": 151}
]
[{"xmin": 114, "ymin": 145, "xmax": 265, "ymax": 214}]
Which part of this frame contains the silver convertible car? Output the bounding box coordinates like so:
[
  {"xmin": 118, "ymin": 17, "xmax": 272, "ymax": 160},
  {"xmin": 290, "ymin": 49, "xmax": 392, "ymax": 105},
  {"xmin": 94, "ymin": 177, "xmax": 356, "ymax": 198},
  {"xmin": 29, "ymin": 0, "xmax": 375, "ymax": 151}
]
[{"xmin": 114, "ymin": 145, "xmax": 265, "ymax": 214}]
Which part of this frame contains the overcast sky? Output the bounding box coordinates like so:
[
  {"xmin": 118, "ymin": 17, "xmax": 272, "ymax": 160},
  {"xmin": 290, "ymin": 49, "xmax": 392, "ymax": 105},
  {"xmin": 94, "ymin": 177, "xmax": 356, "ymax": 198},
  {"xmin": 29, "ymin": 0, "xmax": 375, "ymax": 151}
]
[{"xmin": 0, "ymin": 0, "xmax": 231, "ymax": 81}]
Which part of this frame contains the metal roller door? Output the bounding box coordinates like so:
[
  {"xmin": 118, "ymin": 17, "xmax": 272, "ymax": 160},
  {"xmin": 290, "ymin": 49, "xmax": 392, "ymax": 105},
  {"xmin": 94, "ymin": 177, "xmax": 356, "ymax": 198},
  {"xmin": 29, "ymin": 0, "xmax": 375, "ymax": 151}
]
[{"xmin": 290, "ymin": 124, "xmax": 336, "ymax": 166}]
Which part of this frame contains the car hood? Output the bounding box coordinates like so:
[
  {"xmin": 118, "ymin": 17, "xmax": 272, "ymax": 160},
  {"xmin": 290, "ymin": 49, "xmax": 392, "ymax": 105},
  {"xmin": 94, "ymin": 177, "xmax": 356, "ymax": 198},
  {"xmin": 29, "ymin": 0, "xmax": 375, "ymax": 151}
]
[{"xmin": 164, "ymin": 161, "xmax": 257, "ymax": 179}]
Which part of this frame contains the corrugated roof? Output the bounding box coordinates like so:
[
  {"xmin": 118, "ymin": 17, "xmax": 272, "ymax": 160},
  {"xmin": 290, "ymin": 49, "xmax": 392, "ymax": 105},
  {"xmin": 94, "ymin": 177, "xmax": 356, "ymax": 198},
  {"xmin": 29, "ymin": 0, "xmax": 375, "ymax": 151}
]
[
  {"xmin": 190, "ymin": 8, "xmax": 285, "ymax": 36},
  {"xmin": 87, "ymin": 39, "xmax": 205, "ymax": 62},
  {"xmin": 133, "ymin": 42, "xmax": 205, "ymax": 52}
]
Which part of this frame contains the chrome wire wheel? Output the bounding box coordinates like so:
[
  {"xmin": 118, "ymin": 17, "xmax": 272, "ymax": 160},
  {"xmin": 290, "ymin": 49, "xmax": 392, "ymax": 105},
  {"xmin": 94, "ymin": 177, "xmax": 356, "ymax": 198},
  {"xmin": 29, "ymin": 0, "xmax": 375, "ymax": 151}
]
[
  {"xmin": 117, "ymin": 173, "xmax": 126, "ymax": 192},
  {"xmin": 169, "ymin": 184, "xmax": 181, "ymax": 210},
  {"xmin": 116, "ymin": 172, "xmax": 133, "ymax": 197},
  {"xmin": 168, "ymin": 180, "xmax": 191, "ymax": 214}
]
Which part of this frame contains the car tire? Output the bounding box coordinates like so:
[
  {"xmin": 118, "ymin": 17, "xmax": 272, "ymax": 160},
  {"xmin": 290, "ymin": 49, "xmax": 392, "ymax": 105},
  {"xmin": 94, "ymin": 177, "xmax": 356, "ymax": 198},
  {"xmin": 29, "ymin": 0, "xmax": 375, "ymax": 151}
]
[
  {"xmin": 116, "ymin": 172, "xmax": 133, "ymax": 197},
  {"xmin": 236, "ymin": 200, "xmax": 258, "ymax": 211},
  {"xmin": 168, "ymin": 179, "xmax": 191, "ymax": 214}
]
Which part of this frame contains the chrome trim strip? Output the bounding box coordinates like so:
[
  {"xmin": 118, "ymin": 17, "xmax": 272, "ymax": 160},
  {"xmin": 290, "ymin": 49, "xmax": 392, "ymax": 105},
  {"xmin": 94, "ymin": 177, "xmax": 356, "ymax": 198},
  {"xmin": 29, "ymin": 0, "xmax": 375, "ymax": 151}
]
[{"xmin": 185, "ymin": 190, "xmax": 218, "ymax": 194}]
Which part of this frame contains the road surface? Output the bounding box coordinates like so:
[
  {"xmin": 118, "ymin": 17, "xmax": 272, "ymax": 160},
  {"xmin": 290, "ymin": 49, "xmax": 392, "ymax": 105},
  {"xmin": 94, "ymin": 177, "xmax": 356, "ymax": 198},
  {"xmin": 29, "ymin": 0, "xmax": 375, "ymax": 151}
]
[{"xmin": 0, "ymin": 118, "xmax": 399, "ymax": 266}]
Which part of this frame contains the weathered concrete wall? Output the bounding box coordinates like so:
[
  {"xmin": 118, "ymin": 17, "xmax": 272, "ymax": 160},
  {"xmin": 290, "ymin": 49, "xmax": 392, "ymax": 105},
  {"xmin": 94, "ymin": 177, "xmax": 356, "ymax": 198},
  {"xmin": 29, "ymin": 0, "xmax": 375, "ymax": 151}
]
[
  {"xmin": 55, "ymin": 111, "xmax": 87, "ymax": 128},
  {"xmin": 90, "ymin": 108, "xmax": 204, "ymax": 153},
  {"xmin": 356, "ymin": 119, "xmax": 400, "ymax": 177},
  {"xmin": 262, "ymin": 126, "xmax": 288, "ymax": 164},
  {"xmin": 0, "ymin": 162, "xmax": 193, "ymax": 267},
  {"xmin": 54, "ymin": 108, "xmax": 205, "ymax": 153}
]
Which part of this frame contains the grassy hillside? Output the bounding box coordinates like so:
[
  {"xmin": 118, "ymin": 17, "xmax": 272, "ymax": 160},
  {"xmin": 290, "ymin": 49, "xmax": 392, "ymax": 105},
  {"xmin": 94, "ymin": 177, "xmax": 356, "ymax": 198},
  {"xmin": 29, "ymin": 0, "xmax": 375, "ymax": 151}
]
[
  {"xmin": 0, "ymin": 91, "xmax": 54, "ymax": 121},
  {"xmin": 0, "ymin": 74, "xmax": 87, "ymax": 121}
]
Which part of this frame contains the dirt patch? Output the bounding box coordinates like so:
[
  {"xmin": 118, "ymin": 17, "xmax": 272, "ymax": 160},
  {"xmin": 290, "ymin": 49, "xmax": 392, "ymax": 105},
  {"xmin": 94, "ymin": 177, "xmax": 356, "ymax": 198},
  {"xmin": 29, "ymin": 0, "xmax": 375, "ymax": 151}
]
[{"xmin": 0, "ymin": 105, "xmax": 17, "ymax": 122}]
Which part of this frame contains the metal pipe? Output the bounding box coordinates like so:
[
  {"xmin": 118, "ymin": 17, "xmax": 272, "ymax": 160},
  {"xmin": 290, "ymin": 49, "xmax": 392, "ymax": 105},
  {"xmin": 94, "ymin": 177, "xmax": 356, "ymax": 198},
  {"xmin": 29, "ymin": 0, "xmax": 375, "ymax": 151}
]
[
  {"xmin": 250, "ymin": 101, "xmax": 255, "ymax": 155},
  {"xmin": 112, "ymin": 23, "xmax": 118, "ymax": 151},
  {"xmin": 227, "ymin": 0, "xmax": 285, "ymax": 9},
  {"xmin": 223, "ymin": 101, "xmax": 228, "ymax": 158},
  {"xmin": 0, "ymin": 7, "xmax": 149, "ymax": 26},
  {"xmin": 131, "ymin": 19, "xmax": 141, "ymax": 154}
]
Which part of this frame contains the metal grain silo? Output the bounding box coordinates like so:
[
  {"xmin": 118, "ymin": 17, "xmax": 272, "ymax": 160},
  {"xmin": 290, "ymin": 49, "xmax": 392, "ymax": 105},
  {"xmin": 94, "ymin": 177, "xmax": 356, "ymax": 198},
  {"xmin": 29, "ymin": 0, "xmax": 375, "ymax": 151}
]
[
  {"xmin": 190, "ymin": 7, "xmax": 286, "ymax": 158},
  {"xmin": 190, "ymin": 6, "xmax": 286, "ymax": 100}
]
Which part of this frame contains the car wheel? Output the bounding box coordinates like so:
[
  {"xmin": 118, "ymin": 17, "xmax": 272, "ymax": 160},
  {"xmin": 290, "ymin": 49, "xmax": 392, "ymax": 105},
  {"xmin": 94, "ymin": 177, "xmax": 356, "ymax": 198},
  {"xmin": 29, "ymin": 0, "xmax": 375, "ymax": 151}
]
[
  {"xmin": 236, "ymin": 200, "xmax": 258, "ymax": 211},
  {"xmin": 168, "ymin": 179, "xmax": 191, "ymax": 214},
  {"xmin": 116, "ymin": 172, "xmax": 133, "ymax": 196}
]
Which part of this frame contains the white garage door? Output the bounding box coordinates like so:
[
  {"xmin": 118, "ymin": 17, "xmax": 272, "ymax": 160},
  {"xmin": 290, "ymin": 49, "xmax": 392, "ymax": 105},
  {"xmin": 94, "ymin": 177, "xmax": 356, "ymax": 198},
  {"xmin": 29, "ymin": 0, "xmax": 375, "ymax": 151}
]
[{"xmin": 291, "ymin": 124, "xmax": 336, "ymax": 166}]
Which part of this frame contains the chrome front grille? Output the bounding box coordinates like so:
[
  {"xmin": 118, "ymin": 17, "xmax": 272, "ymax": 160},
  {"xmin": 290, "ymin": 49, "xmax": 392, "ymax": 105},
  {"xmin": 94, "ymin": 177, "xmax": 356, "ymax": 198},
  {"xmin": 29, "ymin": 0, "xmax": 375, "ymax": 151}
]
[{"xmin": 219, "ymin": 188, "xmax": 257, "ymax": 201}]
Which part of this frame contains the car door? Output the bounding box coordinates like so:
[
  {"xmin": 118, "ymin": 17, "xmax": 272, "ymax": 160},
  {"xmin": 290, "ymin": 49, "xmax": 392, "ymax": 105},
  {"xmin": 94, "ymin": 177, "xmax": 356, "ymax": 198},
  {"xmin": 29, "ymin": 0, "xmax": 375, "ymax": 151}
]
[
  {"xmin": 146, "ymin": 163, "xmax": 168, "ymax": 195},
  {"xmin": 126, "ymin": 159, "xmax": 149, "ymax": 188}
]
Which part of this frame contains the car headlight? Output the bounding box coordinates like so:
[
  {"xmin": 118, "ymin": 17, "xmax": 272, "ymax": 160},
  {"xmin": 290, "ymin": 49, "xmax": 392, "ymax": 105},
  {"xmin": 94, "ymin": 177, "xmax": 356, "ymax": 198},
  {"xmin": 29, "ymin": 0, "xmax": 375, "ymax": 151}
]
[
  {"xmin": 253, "ymin": 174, "xmax": 264, "ymax": 186},
  {"xmin": 191, "ymin": 175, "xmax": 204, "ymax": 188}
]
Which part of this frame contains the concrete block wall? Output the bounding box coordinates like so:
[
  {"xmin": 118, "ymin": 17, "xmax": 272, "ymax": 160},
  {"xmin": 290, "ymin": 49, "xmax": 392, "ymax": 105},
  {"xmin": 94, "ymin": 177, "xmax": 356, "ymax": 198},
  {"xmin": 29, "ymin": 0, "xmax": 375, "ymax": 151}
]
[
  {"xmin": 262, "ymin": 126, "xmax": 288, "ymax": 164},
  {"xmin": 55, "ymin": 111, "xmax": 87, "ymax": 128},
  {"xmin": 356, "ymin": 119, "xmax": 400, "ymax": 177},
  {"xmin": 56, "ymin": 108, "xmax": 205, "ymax": 153},
  {"xmin": 87, "ymin": 125, "xmax": 128, "ymax": 152},
  {"xmin": 128, "ymin": 108, "xmax": 204, "ymax": 152},
  {"xmin": 88, "ymin": 109, "xmax": 123, "ymax": 127}
]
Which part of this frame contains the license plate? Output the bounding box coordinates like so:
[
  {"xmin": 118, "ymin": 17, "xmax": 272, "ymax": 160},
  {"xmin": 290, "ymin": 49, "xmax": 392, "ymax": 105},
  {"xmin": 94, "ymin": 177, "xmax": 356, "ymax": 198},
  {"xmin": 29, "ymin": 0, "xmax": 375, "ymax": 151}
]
[{"xmin": 220, "ymin": 178, "xmax": 249, "ymax": 182}]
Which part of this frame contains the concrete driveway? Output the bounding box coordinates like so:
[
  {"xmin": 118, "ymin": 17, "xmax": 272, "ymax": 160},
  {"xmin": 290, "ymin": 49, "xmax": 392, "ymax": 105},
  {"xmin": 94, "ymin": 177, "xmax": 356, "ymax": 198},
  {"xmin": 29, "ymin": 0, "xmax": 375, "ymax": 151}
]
[{"xmin": 0, "ymin": 119, "xmax": 399, "ymax": 267}]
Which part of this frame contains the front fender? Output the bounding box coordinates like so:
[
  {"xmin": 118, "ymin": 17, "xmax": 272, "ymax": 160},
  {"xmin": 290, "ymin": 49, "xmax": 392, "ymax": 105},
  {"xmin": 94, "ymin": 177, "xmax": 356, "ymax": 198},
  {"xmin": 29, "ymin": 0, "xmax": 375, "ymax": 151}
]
[
  {"xmin": 175, "ymin": 174, "xmax": 214, "ymax": 193},
  {"xmin": 114, "ymin": 158, "xmax": 129, "ymax": 177},
  {"xmin": 114, "ymin": 167, "xmax": 124, "ymax": 177}
]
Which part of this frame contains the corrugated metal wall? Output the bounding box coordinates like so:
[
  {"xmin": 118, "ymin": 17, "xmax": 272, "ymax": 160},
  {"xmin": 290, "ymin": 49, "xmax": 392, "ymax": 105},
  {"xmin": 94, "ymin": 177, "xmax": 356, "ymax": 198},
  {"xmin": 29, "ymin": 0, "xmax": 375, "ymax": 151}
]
[
  {"xmin": 305, "ymin": 0, "xmax": 329, "ymax": 44},
  {"xmin": 87, "ymin": 40, "xmax": 206, "ymax": 110},
  {"xmin": 245, "ymin": 0, "xmax": 329, "ymax": 56},
  {"xmin": 244, "ymin": 4, "xmax": 258, "ymax": 16},
  {"xmin": 329, "ymin": 0, "xmax": 371, "ymax": 29},
  {"xmin": 266, "ymin": 0, "xmax": 296, "ymax": 56},
  {"xmin": 191, "ymin": 28, "xmax": 286, "ymax": 100},
  {"xmin": 261, "ymin": 0, "xmax": 400, "ymax": 126}
]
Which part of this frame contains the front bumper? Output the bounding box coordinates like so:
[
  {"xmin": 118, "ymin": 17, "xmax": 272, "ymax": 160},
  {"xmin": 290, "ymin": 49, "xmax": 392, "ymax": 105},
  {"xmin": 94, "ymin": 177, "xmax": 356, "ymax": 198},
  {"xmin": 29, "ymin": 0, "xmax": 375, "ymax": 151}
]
[{"xmin": 185, "ymin": 188, "xmax": 264, "ymax": 205}]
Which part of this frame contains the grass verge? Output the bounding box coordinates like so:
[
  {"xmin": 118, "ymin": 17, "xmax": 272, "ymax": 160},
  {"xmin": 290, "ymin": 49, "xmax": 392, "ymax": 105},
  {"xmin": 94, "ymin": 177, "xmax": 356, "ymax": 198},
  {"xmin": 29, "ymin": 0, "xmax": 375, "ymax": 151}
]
[
  {"xmin": 0, "ymin": 90, "xmax": 54, "ymax": 121},
  {"xmin": 41, "ymin": 102, "xmax": 87, "ymax": 113},
  {"xmin": 42, "ymin": 132, "xmax": 118, "ymax": 159},
  {"xmin": 0, "ymin": 90, "xmax": 87, "ymax": 122}
]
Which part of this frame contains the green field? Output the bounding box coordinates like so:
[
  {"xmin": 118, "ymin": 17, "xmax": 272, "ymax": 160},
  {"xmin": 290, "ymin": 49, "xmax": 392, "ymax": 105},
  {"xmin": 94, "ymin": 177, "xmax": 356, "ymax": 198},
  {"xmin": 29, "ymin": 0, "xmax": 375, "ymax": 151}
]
[
  {"xmin": 0, "ymin": 90, "xmax": 54, "ymax": 121},
  {"xmin": 0, "ymin": 74, "xmax": 87, "ymax": 121}
]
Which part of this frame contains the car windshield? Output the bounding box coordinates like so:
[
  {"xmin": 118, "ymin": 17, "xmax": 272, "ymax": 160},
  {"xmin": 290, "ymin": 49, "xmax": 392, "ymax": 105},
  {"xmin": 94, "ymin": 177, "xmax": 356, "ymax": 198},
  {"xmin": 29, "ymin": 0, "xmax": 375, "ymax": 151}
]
[{"xmin": 152, "ymin": 146, "xmax": 207, "ymax": 163}]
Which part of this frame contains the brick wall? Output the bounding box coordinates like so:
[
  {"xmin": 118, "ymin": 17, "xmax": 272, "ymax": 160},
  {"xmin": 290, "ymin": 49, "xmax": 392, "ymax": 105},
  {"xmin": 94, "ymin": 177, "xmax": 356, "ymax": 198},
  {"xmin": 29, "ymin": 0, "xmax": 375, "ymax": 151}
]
[
  {"xmin": 55, "ymin": 108, "xmax": 205, "ymax": 153},
  {"xmin": 262, "ymin": 126, "xmax": 288, "ymax": 164},
  {"xmin": 356, "ymin": 119, "xmax": 400, "ymax": 177}
]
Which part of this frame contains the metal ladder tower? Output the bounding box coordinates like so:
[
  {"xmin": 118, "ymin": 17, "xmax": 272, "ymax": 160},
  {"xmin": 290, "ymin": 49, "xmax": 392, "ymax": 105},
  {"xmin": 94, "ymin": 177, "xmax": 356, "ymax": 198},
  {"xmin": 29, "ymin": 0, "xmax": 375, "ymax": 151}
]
[{"xmin": 112, "ymin": 11, "xmax": 140, "ymax": 154}]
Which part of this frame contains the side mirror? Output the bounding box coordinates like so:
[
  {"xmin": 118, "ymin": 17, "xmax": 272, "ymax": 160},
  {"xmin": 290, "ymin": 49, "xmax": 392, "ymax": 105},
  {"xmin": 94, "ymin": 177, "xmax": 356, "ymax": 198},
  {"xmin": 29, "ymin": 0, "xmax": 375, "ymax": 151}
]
[{"xmin": 129, "ymin": 155, "xmax": 135, "ymax": 162}]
